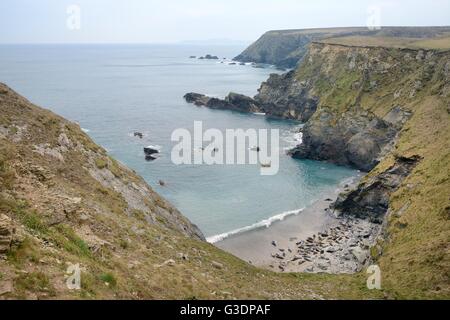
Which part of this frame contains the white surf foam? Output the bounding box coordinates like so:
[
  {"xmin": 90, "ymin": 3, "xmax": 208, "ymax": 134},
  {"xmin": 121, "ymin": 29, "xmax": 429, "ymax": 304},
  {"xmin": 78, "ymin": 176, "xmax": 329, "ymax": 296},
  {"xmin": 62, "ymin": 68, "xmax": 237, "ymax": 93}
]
[{"xmin": 206, "ymin": 208, "xmax": 305, "ymax": 243}]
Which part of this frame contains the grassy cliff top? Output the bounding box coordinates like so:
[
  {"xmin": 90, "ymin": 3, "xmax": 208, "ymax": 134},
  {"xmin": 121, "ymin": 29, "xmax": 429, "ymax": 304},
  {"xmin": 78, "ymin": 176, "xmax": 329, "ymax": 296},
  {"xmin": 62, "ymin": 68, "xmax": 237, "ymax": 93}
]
[
  {"xmin": 319, "ymin": 33, "xmax": 450, "ymax": 50},
  {"xmin": 265, "ymin": 26, "xmax": 450, "ymax": 38},
  {"xmin": 235, "ymin": 26, "xmax": 450, "ymax": 68}
]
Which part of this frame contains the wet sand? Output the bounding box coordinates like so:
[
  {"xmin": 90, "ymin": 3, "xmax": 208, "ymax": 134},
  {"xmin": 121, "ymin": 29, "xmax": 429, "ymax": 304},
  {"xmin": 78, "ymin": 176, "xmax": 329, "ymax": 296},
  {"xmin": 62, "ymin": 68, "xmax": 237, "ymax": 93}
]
[{"xmin": 215, "ymin": 186, "xmax": 352, "ymax": 269}]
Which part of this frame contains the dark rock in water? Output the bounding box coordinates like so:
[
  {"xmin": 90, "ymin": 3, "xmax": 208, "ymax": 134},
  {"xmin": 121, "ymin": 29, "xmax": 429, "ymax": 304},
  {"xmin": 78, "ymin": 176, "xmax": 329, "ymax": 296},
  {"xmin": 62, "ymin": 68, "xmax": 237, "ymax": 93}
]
[
  {"xmin": 189, "ymin": 56, "xmax": 196, "ymax": 59},
  {"xmin": 184, "ymin": 93, "xmax": 211, "ymax": 106},
  {"xmin": 158, "ymin": 180, "xmax": 166, "ymax": 186},
  {"xmin": 145, "ymin": 154, "xmax": 157, "ymax": 161},
  {"xmin": 252, "ymin": 63, "xmax": 266, "ymax": 69},
  {"xmin": 200, "ymin": 54, "xmax": 219, "ymax": 60},
  {"xmin": 183, "ymin": 92, "xmax": 263, "ymax": 114},
  {"xmin": 134, "ymin": 132, "xmax": 143, "ymax": 139},
  {"xmin": 334, "ymin": 155, "xmax": 421, "ymax": 223},
  {"xmin": 229, "ymin": 62, "xmax": 237, "ymax": 65},
  {"xmin": 144, "ymin": 146, "xmax": 160, "ymax": 155},
  {"xmin": 239, "ymin": 62, "xmax": 245, "ymax": 65},
  {"xmin": 184, "ymin": 69, "xmax": 319, "ymax": 121}
]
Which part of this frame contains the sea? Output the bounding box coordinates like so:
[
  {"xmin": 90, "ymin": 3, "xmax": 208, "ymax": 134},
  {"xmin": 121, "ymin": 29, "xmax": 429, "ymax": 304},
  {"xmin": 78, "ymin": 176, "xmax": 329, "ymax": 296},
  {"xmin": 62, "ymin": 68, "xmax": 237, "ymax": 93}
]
[{"xmin": 0, "ymin": 44, "xmax": 358, "ymax": 241}]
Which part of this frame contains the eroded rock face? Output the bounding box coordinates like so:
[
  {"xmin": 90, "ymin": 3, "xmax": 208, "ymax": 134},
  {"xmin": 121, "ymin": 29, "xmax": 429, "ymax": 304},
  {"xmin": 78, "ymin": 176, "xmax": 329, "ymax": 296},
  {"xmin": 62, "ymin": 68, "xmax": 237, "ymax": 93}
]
[
  {"xmin": 289, "ymin": 109, "xmax": 398, "ymax": 171},
  {"xmin": 333, "ymin": 155, "xmax": 421, "ymax": 223},
  {"xmin": 255, "ymin": 71, "xmax": 318, "ymax": 122}
]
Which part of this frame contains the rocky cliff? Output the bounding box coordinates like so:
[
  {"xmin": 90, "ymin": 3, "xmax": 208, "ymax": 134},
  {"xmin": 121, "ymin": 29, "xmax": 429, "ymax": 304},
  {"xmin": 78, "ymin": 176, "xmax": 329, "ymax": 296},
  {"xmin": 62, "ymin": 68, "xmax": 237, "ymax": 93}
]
[
  {"xmin": 188, "ymin": 42, "xmax": 449, "ymax": 172},
  {"xmin": 234, "ymin": 26, "xmax": 450, "ymax": 68},
  {"xmin": 285, "ymin": 42, "xmax": 447, "ymax": 171},
  {"xmin": 271, "ymin": 41, "xmax": 450, "ymax": 297},
  {"xmin": 186, "ymin": 35, "xmax": 450, "ymax": 298}
]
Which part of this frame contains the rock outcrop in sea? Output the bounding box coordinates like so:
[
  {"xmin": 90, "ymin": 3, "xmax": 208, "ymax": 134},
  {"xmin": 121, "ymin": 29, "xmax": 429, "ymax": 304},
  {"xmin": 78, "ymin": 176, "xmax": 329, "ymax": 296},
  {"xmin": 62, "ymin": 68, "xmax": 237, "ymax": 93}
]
[{"xmin": 184, "ymin": 92, "xmax": 262, "ymax": 113}]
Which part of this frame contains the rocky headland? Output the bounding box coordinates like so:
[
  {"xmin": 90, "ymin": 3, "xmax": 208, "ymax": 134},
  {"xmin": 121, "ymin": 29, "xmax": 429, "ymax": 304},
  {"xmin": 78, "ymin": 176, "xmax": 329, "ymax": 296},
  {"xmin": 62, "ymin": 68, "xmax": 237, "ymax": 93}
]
[
  {"xmin": 234, "ymin": 26, "xmax": 450, "ymax": 68},
  {"xmin": 187, "ymin": 29, "xmax": 450, "ymax": 293}
]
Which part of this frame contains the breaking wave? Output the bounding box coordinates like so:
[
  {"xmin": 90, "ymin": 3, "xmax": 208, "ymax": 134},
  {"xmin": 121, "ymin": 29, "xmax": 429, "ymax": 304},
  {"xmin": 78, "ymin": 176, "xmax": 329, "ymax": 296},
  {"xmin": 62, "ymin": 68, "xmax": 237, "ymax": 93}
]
[{"xmin": 206, "ymin": 208, "xmax": 305, "ymax": 243}]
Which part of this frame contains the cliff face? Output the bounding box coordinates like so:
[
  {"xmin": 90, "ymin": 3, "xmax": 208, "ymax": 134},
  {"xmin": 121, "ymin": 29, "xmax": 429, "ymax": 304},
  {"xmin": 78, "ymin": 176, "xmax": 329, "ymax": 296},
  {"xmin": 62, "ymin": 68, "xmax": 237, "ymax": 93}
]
[
  {"xmin": 234, "ymin": 27, "xmax": 450, "ymax": 68},
  {"xmin": 287, "ymin": 42, "xmax": 448, "ymax": 171},
  {"xmin": 234, "ymin": 28, "xmax": 375, "ymax": 68},
  {"xmin": 269, "ymin": 42, "xmax": 450, "ymax": 297},
  {"xmin": 0, "ymin": 84, "xmax": 204, "ymax": 242},
  {"xmin": 254, "ymin": 70, "xmax": 319, "ymax": 121},
  {"xmin": 195, "ymin": 42, "xmax": 449, "ymax": 172},
  {"xmin": 188, "ymin": 38, "xmax": 450, "ymax": 297}
]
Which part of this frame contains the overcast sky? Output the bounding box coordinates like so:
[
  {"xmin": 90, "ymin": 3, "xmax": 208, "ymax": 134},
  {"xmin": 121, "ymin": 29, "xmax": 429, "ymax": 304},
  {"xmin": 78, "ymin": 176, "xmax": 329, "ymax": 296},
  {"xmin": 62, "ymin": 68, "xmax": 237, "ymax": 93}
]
[{"xmin": 0, "ymin": 0, "xmax": 449, "ymax": 44}]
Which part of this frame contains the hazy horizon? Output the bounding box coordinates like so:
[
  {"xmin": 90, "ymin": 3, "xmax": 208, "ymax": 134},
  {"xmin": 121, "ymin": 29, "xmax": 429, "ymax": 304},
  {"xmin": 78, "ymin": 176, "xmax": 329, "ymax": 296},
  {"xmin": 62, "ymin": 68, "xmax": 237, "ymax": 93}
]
[{"xmin": 1, "ymin": 0, "xmax": 449, "ymax": 44}]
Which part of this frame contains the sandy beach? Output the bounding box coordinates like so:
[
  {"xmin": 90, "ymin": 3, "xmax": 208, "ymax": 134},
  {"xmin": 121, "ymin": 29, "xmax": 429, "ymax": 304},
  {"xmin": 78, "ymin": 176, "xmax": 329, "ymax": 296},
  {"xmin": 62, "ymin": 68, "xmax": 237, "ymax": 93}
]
[
  {"xmin": 216, "ymin": 193, "xmax": 339, "ymax": 264},
  {"xmin": 215, "ymin": 173, "xmax": 381, "ymax": 274}
]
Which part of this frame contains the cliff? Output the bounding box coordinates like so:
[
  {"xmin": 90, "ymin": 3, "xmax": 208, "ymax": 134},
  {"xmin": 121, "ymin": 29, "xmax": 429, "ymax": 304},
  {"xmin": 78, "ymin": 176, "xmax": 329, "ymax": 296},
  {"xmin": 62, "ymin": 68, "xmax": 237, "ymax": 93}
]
[
  {"xmin": 0, "ymin": 83, "xmax": 384, "ymax": 300},
  {"xmin": 185, "ymin": 35, "xmax": 450, "ymax": 298},
  {"xmin": 287, "ymin": 43, "xmax": 450, "ymax": 170},
  {"xmin": 264, "ymin": 41, "xmax": 450, "ymax": 297},
  {"xmin": 234, "ymin": 26, "xmax": 450, "ymax": 68}
]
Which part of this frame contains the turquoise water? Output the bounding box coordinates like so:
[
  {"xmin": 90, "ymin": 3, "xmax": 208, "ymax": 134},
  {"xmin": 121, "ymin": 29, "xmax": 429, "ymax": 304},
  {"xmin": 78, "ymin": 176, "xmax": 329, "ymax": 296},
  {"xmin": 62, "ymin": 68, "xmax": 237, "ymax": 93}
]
[{"xmin": 0, "ymin": 44, "xmax": 357, "ymax": 238}]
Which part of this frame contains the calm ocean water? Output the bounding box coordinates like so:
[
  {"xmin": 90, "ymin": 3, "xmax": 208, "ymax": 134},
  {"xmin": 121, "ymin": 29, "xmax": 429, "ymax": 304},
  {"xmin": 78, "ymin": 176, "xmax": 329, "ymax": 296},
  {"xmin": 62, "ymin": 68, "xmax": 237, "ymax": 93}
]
[{"xmin": 0, "ymin": 44, "xmax": 357, "ymax": 239}]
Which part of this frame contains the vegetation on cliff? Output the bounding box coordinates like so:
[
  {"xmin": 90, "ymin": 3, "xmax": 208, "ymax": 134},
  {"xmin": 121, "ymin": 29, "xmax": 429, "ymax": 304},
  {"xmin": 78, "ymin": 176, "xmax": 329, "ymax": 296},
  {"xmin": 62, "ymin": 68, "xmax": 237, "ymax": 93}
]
[
  {"xmin": 0, "ymin": 83, "xmax": 382, "ymax": 299},
  {"xmin": 273, "ymin": 41, "xmax": 450, "ymax": 298},
  {"xmin": 1, "ymin": 27, "xmax": 449, "ymax": 299},
  {"xmin": 190, "ymin": 32, "xmax": 450, "ymax": 298},
  {"xmin": 234, "ymin": 27, "xmax": 450, "ymax": 68}
]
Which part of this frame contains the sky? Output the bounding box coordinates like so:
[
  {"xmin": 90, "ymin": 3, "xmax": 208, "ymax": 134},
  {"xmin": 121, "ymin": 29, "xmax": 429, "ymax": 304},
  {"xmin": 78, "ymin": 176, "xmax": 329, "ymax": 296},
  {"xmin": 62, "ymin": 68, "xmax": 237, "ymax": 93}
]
[{"xmin": 0, "ymin": 0, "xmax": 449, "ymax": 44}]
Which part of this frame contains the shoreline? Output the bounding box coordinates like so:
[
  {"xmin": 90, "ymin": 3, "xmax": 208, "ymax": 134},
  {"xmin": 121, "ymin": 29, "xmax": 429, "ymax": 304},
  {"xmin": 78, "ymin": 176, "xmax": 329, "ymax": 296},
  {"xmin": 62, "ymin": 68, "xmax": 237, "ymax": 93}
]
[{"xmin": 215, "ymin": 173, "xmax": 381, "ymax": 274}]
